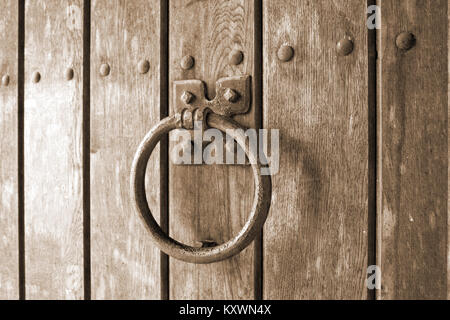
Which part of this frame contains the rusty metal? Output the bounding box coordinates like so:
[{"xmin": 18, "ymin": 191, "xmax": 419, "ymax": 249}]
[
  {"xmin": 223, "ymin": 88, "xmax": 239, "ymax": 103},
  {"xmin": 180, "ymin": 55, "xmax": 195, "ymax": 70},
  {"xmin": 32, "ymin": 71, "xmax": 41, "ymax": 83},
  {"xmin": 396, "ymin": 32, "xmax": 415, "ymax": 51},
  {"xmin": 131, "ymin": 113, "xmax": 271, "ymax": 264},
  {"xmin": 181, "ymin": 91, "xmax": 195, "ymax": 105},
  {"xmin": 65, "ymin": 68, "xmax": 74, "ymax": 81},
  {"xmin": 130, "ymin": 75, "xmax": 271, "ymax": 263},
  {"xmin": 277, "ymin": 45, "xmax": 294, "ymax": 62},
  {"xmin": 229, "ymin": 50, "xmax": 244, "ymax": 65},
  {"xmin": 173, "ymin": 75, "xmax": 251, "ymax": 121},
  {"xmin": 99, "ymin": 63, "xmax": 110, "ymax": 77},
  {"xmin": 138, "ymin": 60, "xmax": 150, "ymax": 74},
  {"xmin": 1, "ymin": 75, "xmax": 10, "ymax": 86},
  {"xmin": 337, "ymin": 36, "xmax": 354, "ymax": 56}
]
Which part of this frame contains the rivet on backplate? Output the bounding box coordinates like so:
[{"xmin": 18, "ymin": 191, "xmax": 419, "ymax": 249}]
[
  {"xmin": 181, "ymin": 91, "xmax": 195, "ymax": 105},
  {"xmin": 223, "ymin": 88, "xmax": 239, "ymax": 103}
]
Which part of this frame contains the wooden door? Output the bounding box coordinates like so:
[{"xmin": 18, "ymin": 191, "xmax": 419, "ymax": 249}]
[{"xmin": 0, "ymin": 0, "xmax": 448, "ymax": 300}]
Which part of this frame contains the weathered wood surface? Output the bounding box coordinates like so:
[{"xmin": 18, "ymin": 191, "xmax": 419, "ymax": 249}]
[
  {"xmin": 0, "ymin": 0, "xmax": 19, "ymax": 300},
  {"xmin": 1, "ymin": 0, "xmax": 448, "ymax": 301},
  {"xmin": 24, "ymin": 0, "xmax": 84, "ymax": 299},
  {"xmin": 377, "ymin": 0, "xmax": 449, "ymax": 299},
  {"xmin": 169, "ymin": 0, "xmax": 257, "ymax": 299},
  {"xmin": 263, "ymin": 0, "xmax": 371, "ymax": 299},
  {"xmin": 448, "ymin": 3, "xmax": 450, "ymax": 302},
  {"xmin": 90, "ymin": 0, "xmax": 161, "ymax": 299}
]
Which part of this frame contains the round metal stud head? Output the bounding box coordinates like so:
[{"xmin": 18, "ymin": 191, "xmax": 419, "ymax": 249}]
[
  {"xmin": 180, "ymin": 55, "xmax": 195, "ymax": 70},
  {"xmin": 223, "ymin": 88, "xmax": 239, "ymax": 103},
  {"xmin": 277, "ymin": 45, "xmax": 294, "ymax": 62},
  {"xmin": 100, "ymin": 63, "xmax": 110, "ymax": 77},
  {"xmin": 396, "ymin": 32, "xmax": 415, "ymax": 51},
  {"xmin": 181, "ymin": 91, "xmax": 194, "ymax": 105},
  {"xmin": 65, "ymin": 68, "xmax": 74, "ymax": 81},
  {"xmin": 1, "ymin": 75, "xmax": 10, "ymax": 86},
  {"xmin": 138, "ymin": 60, "xmax": 150, "ymax": 74},
  {"xmin": 229, "ymin": 50, "xmax": 244, "ymax": 65},
  {"xmin": 32, "ymin": 71, "xmax": 41, "ymax": 83},
  {"xmin": 337, "ymin": 37, "xmax": 354, "ymax": 56}
]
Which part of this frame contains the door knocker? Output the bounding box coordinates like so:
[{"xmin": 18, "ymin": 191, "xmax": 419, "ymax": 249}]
[{"xmin": 130, "ymin": 75, "xmax": 272, "ymax": 264}]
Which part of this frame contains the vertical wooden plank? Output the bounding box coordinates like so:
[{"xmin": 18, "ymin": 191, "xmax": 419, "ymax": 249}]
[
  {"xmin": 24, "ymin": 0, "xmax": 84, "ymax": 299},
  {"xmin": 263, "ymin": 0, "xmax": 370, "ymax": 299},
  {"xmin": 169, "ymin": 0, "xmax": 256, "ymax": 299},
  {"xmin": 448, "ymin": 4, "xmax": 450, "ymax": 302},
  {"xmin": 378, "ymin": 0, "xmax": 448, "ymax": 299},
  {"xmin": 0, "ymin": 0, "xmax": 19, "ymax": 300},
  {"xmin": 90, "ymin": 0, "xmax": 161, "ymax": 299}
]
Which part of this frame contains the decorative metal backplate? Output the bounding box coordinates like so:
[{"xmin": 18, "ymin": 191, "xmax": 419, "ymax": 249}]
[
  {"xmin": 172, "ymin": 75, "xmax": 252, "ymax": 166},
  {"xmin": 173, "ymin": 75, "xmax": 251, "ymax": 119}
]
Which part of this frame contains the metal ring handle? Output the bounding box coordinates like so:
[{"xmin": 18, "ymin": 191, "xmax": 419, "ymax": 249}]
[{"xmin": 130, "ymin": 113, "xmax": 272, "ymax": 264}]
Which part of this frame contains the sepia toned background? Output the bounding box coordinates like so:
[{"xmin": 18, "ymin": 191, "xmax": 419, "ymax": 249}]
[{"xmin": 0, "ymin": 0, "xmax": 448, "ymax": 300}]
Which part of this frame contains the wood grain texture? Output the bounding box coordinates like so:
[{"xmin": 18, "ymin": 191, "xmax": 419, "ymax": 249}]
[
  {"xmin": 90, "ymin": 0, "xmax": 161, "ymax": 299},
  {"xmin": 169, "ymin": 0, "xmax": 256, "ymax": 299},
  {"xmin": 24, "ymin": 0, "xmax": 84, "ymax": 299},
  {"xmin": 377, "ymin": 0, "xmax": 448, "ymax": 299},
  {"xmin": 263, "ymin": 0, "xmax": 370, "ymax": 299},
  {"xmin": 0, "ymin": 0, "xmax": 19, "ymax": 300}
]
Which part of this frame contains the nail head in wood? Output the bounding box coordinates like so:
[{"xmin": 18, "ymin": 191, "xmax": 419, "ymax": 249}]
[
  {"xmin": 396, "ymin": 32, "xmax": 416, "ymax": 51},
  {"xmin": 229, "ymin": 50, "xmax": 244, "ymax": 65},
  {"xmin": 180, "ymin": 55, "xmax": 195, "ymax": 70},
  {"xmin": 100, "ymin": 63, "xmax": 110, "ymax": 77},
  {"xmin": 65, "ymin": 68, "xmax": 74, "ymax": 81},
  {"xmin": 277, "ymin": 45, "xmax": 294, "ymax": 62},
  {"xmin": 138, "ymin": 60, "xmax": 150, "ymax": 74},
  {"xmin": 32, "ymin": 71, "xmax": 41, "ymax": 83},
  {"xmin": 337, "ymin": 37, "xmax": 354, "ymax": 56},
  {"xmin": 1, "ymin": 75, "xmax": 10, "ymax": 86}
]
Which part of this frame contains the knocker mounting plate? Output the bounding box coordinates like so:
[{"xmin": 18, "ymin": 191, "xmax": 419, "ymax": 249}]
[
  {"xmin": 173, "ymin": 75, "xmax": 251, "ymax": 128},
  {"xmin": 172, "ymin": 75, "xmax": 252, "ymax": 166}
]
